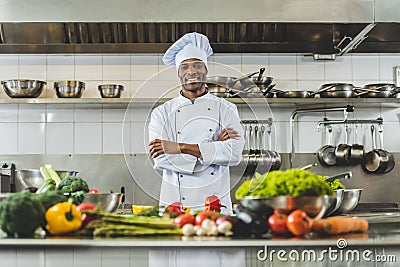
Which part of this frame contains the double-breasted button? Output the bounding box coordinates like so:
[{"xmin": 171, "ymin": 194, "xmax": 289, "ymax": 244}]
[
  {"xmin": 182, "ymin": 197, "xmax": 186, "ymax": 200},
  {"xmin": 178, "ymin": 131, "xmax": 181, "ymax": 134},
  {"xmin": 180, "ymin": 174, "xmax": 183, "ymax": 178},
  {"xmin": 209, "ymin": 128, "xmax": 213, "ymax": 132},
  {"xmin": 208, "ymin": 108, "xmax": 211, "ymax": 111},
  {"xmin": 211, "ymin": 172, "xmax": 214, "ymax": 175}
]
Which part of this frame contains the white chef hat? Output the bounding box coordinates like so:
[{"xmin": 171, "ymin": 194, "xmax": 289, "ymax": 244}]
[{"xmin": 162, "ymin": 32, "xmax": 213, "ymax": 71}]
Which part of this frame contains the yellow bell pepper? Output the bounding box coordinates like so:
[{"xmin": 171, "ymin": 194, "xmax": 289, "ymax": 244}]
[
  {"xmin": 132, "ymin": 205, "xmax": 153, "ymax": 215},
  {"xmin": 45, "ymin": 199, "xmax": 82, "ymax": 235}
]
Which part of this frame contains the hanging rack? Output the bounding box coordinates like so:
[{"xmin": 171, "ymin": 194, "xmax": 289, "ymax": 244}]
[
  {"xmin": 289, "ymin": 105, "xmax": 354, "ymax": 168},
  {"xmin": 317, "ymin": 117, "xmax": 383, "ymax": 128}
]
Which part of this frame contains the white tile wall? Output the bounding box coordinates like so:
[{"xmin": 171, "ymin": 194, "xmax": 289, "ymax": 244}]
[{"xmin": 0, "ymin": 52, "xmax": 397, "ymax": 155}]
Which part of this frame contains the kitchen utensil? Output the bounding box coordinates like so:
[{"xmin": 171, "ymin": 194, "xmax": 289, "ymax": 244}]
[
  {"xmin": 54, "ymin": 80, "xmax": 85, "ymax": 98},
  {"xmin": 1, "ymin": 79, "xmax": 46, "ymax": 98},
  {"xmin": 333, "ymin": 188, "xmax": 363, "ymax": 215},
  {"xmin": 348, "ymin": 124, "xmax": 365, "ymax": 165},
  {"xmin": 239, "ymin": 195, "xmax": 330, "ymax": 219},
  {"xmin": 266, "ymin": 125, "xmax": 281, "ymax": 170},
  {"xmin": 358, "ymin": 84, "xmax": 398, "ymax": 98},
  {"xmin": 324, "ymin": 189, "xmax": 344, "ymax": 217},
  {"xmin": 377, "ymin": 124, "xmax": 395, "ymax": 173},
  {"xmin": 335, "ymin": 124, "xmax": 351, "ymax": 165},
  {"xmin": 317, "ymin": 83, "xmax": 365, "ymax": 98},
  {"xmin": 98, "ymin": 84, "xmax": 124, "ymax": 98},
  {"xmin": 300, "ymin": 163, "xmax": 317, "ymax": 170},
  {"xmin": 324, "ymin": 171, "xmax": 352, "ymax": 182},
  {"xmin": 16, "ymin": 169, "xmax": 78, "ymax": 189},
  {"xmin": 82, "ymin": 193, "xmax": 123, "ymax": 212},
  {"xmin": 275, "ymin": 90, "xmax": 315, "ymax": 98},
  {"xmin": 317, "ymin": 126, "xmax": 337, "ymax": 166},
  {"xmin": 362, "ymin": 125, "xmax": 390, "ymax": 174},
  {"xmin": 256, "ymin": 68, "xmax": 265, "ymax": 81}
]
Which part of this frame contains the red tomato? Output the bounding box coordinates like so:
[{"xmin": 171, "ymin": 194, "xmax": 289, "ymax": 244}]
[
  {"xmin": 268, "ymin": 213, "xmax": 289, "ymax": 235},
  {"xmin": 163, "ymin": 202, "xmax": 185, "ymax": 218},
  {"xmin": 88, "ymin": 189, "xmax": 99, "ymax": 193},
  {"xmin": 195, "ymin": 211, "xmax": 218, "ymax": 226},
  {"xmin": 173, "ymin": 214, "xmax": 195, "ymax": 228},
  {"xmin": 76, "ymin": 202, "xmax": 97, "ymax": 212},
  {"xmin": 286, "ymin": 210, "xmax": 313, "ymax": 236}
]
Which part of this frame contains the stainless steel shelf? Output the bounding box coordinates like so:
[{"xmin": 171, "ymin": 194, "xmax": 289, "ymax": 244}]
[{"xmin": 0, "ymin": 97, "xmax": 398, "ymax": 108}]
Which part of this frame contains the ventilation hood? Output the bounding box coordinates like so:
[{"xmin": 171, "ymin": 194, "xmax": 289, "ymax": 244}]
[{"xmin": 0, "ymin": 0, "xmax": 398, "ymax": 54}]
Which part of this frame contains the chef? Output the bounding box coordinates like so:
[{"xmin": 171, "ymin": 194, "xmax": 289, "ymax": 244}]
[
  {"xmin": 148, "ymin": 32, "xmax": 245, "ymax": 267},
  {"xmin": 148, "ymin": 32, "xmax": 245, "ymax": 214}
]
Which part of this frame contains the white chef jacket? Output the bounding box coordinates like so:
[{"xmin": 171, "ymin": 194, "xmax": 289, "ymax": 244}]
[{"xmin": 149, "ymin": 91, "xmax": 245, "ymax": 214}]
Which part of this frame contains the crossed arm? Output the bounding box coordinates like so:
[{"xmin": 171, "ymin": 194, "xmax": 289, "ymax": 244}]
[{"xmin": 148, "ymin": 127, "xmax": 240, "ymax": 159}]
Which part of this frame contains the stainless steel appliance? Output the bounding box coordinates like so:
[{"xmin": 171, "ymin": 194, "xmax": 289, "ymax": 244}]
[{"xmin": 0, "ymin": 162, "xmax": 16, "ymax": 193}]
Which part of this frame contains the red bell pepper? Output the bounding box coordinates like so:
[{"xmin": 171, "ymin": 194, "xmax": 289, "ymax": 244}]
[{"xmin": 205, "ymin": 195, "xmax": 223, "ymax": 213}]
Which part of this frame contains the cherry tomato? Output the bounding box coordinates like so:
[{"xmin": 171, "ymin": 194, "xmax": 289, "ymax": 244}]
[
  {"xmin": 195, "ymin": 211, "xmax": 218, "ymax": 226},
  {"xmin": 286, "ymin": 210, "xmax": 313, "ymax": 236},
  {"xmin": 88, "ymin": 189, "xmax": 99, "ymax": 193},
  {"xmin": 268, "ymin": 213, "xmax": 289, "ymax": 235},
  {"xmin": 174, "ymin": 214, "xmax": 195, "ymax": 228}
]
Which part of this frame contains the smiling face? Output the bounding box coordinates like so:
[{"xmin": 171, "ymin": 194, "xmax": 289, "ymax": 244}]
[{"xmin": 178, "ymin": 58, "xmax": 208, "ymax": 97}]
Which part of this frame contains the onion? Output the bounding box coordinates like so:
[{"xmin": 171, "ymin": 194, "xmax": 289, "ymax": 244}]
[
  {"xmin": 217, "ymin": 221, "xmax": 233, "ymax": 234},
  {"xmin": 182, "ymin": 224, "xmax": 195, "ymax": 236}
]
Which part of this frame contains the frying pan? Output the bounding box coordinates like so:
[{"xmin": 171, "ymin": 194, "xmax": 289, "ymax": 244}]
[
  {"xmin": 317, "ymin": 126, "xmax": 337, "ymax": 166},
  {"xmin": 362, "ymin": 125, "xmax": 389, "ymax": 173},
  {"xmin": 335, "ymin": 125, "xmax": 351, "ymax": 165}
]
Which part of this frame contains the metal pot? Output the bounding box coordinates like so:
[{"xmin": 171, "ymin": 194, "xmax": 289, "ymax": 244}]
[
  {"xmin": 335, "ymin": 125, "xmax": 351, "ymax": 165},
  {"xmin": 362, "ymin": 125, "xmax": 393, "ymax": 174},
  {"xmin": 348, "ymin": 125, "xmax": 365, "ymax": 165},
  {"xmin": 317, "ymin": 126, "xmax": 336, "ymax": 166}
]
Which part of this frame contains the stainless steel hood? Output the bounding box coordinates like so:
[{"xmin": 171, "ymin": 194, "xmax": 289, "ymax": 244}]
[{"xmin": 0, "ymin": 0, "xmax": 398, "ymax": 54}]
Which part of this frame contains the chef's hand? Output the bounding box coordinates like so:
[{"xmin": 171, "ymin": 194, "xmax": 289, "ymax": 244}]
[
  {"xmin": 217, "ymin": 128, "xmax": 240, "ymax": 141},
  {"xmin": 148, "ymin": 139, "xmax": 181, "ymax": 158}
]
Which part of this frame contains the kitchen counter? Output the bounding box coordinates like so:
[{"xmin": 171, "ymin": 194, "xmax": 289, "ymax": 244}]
[{"xmin": 1, "ymin": 224, "xmax": 399, "ymax": 267}]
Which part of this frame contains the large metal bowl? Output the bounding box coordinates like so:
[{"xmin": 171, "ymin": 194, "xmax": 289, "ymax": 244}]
[
  {"xmin": 1, "ymin": 79, "xmax": 46, "ymax": 98},
  {"xmin": 334, "ymin": 188, "xmax": 363, "ymax": 215},
  {"xmin": 54, "ymin": 80, "xmax": 85, "ymax": 98},
  {"xmin": 16, "ymin": 169, "xmax": 79, "ymax": 188},
  {"xmin": 239, "ymin": 195, "xmax": 329, "ymax": 219},
  {"xmin": 324, "ymin": 189, "xmax": 344, "ymax": 217},
  {"xmin": 82, "ymin": 193, "xmax": 123, "ymax": 212}
]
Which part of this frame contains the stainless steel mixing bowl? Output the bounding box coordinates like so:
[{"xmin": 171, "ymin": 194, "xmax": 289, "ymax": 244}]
[
  {"xmin": 98, "ymin": 84, "xmax": 124, "ymax": 98},
  {"xmin": 54, "ymin": 80, "xmax": 85, "ymax": 98},
  {"xmin": 16, "ymin": 169, "xmax": 79, "ymax": 188},
  {"xmin": 82, "ymin": 193, "xmax": 123, "ymax": 212},
  {"xmin": 239, "ymin": 195, "xmax": 329, "ymax": 219},
  {"xmin": 335, "ymin": 188, "xmax": 363, "ymax": 214},
  {"xmin": 1, "ymin": 79, "xmax": 46, "ymax": 98}
]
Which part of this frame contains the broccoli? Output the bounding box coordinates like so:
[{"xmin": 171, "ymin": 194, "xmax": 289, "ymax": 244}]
[
  {"xmin": 57, "ymin": 176, "xmax": 89, "ymax": 203},
  {"xmin": 0, "ymin": 192, "xmax": 46, "ymax": 237},
  {"xmin": 36, "ymin": 191, "xmax": 67, "ymax": 211}
]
